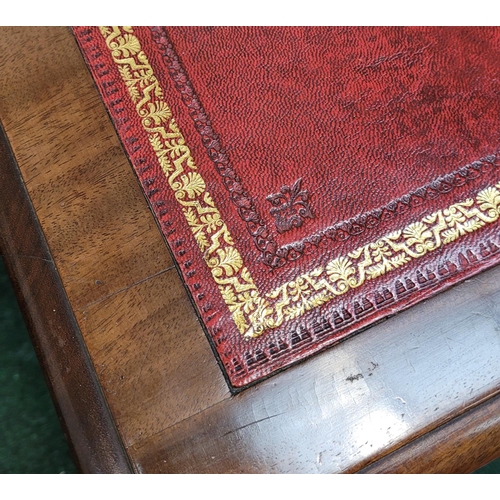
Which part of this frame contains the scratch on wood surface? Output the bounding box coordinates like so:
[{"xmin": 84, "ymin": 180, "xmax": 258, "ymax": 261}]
[
  {"xmin": 221, "ymin": 412, "xmax": 286, "ymax": 438},
  {"xmin": 404, "ymin": 354, "xmax": 416, "ymax": 373},
  {"xmin": 77, "ymin": 267, "xmax": 173, "ymax": 310},
  {"xmin": 469, "ymin": 311, "xmax": 494, "ymax": 320},
  {"xmin": 1, "ymin": 252, "xmax": 53, "ymax": 264}
]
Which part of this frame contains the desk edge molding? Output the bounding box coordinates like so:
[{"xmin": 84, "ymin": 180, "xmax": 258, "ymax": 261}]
[{"xmin": 0, "ymin": 122, "xmax": 134, "ymax": 474}]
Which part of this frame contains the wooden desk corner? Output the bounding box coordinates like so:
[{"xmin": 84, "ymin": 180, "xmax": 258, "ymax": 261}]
[{"xmin": 1, "ymin": 26, "xmax": 500, "ymax": 474}]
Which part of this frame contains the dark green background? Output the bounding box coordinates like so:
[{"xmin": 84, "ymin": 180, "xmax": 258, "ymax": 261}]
[
  {"xmin": 0, "ymin": 256, "xmax": 498, "ymax": 474},
  {"xmin": 0, "ymin": 258, "xmax": 76, "ymax": 474}
]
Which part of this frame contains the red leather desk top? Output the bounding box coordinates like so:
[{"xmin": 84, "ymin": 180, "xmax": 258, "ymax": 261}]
[{"xmin": 75, "ymin": 26, "xmax": 500, "ymax": 388}]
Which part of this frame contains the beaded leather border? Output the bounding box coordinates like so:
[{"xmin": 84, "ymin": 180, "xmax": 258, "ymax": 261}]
[
  {"xmin": 150, "ymin": 26, "xmax": 499, "ymax": 269},
  {"xmin": 98, "ymin": 26, "xmax": 500, "ymax": 341}
]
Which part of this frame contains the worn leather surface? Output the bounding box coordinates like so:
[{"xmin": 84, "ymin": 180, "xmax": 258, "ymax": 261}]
[{"xmin": 75, "ymin": 26, "xmax": 500, "ymax": 388}]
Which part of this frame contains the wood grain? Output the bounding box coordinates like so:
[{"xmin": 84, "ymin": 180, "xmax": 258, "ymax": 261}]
[
  {"xmin": 76, "ymin": 268, "xmax": 230, "ymax": 445},
  {"xmin": 359, "ymin": 392, "xmax": 500, "ymax": 474},
  {"xmin": 0, "ymin": 26, "xmax": 174, "ymax": 308},
  {"xmin": 0, "ymin": 25, "xmax": 232, "ymax": 467},
  {"xmin": 1, "ymin": 26, "xmax": 500, "ymax": 473},
  {"xmin": 130, "ymin": 265, "xmax": 500, "ymax": 473},
  {"xmin": 0, "ymin": 125, "xmax": 132, "ymax": 473}
]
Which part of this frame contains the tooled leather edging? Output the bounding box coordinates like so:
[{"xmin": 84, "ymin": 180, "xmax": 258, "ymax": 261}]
[
  {"xmin": 149, "ymin": 27, "xmax": 279, "ymax": 266},
  {"xmin": 149, "ymin": 26, "xmax": 499, "ymax": 269},
  {"xmin": 94, "ymin": 26, "xmax": 500, "ymax": 344},
  {"xmin": 227, "ymin": 236, "xmax": 500, "ymax": 382},
  {"xmin": 79, "ymin": 26, "xmax": 500, "ymax": 388},
  {"xmin": 73, "ymin": 26, "xmax": 227, "ymax": 332}
]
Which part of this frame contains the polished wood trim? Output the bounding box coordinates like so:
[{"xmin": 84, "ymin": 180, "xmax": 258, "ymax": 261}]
[
  {"xmin": 359, "ymin": 392, "xmax": 500, "ymax": 474},
  {"xmin": 2, "ymin": 26, "xmax": 500, "ymax": 474},
  {"xmin": 130, "ymin": 257, "xmax": 500, "ymax": 473},
  {"xmin": 0, "ymin": 124, "xmax": 133, "ymax": 474}
]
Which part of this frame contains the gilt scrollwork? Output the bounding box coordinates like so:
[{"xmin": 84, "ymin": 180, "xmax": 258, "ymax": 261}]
[{"xmin": 102, "ymin": 26, "xmax": 500, "ymax": 339}]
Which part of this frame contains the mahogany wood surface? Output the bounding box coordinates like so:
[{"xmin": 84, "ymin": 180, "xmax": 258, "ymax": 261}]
[
  {"xmin": 0, "ymin": 124, "xmax": 132, "ymax": 473},
  {"xmin": 359, "ymin": 392, "xmax": 500, "ymax": 474},
  {"xmin": 1, "ymin": 26, "xmax": 500, "ymax": 473}
]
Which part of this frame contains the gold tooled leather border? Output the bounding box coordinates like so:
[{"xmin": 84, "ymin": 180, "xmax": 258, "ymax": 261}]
[{"xmin": 101, "ymin": 26, "xmax": 500, "ymax": 338}]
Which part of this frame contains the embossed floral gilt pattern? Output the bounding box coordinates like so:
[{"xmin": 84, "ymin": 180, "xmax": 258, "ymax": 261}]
[{"xmin": 101, "ymin": 26, "xmax": 500, "ymax": 339}]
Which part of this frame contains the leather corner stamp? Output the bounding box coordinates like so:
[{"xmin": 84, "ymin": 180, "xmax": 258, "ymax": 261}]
[{"xmin": 266, "ymin": 178, "xmax": 314, "ymax": 233}]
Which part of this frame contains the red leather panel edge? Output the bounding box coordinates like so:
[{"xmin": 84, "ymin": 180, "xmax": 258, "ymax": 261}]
[{"xmin": 74, "ymin": 27, "xmax": 500, "ymax": 389}]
